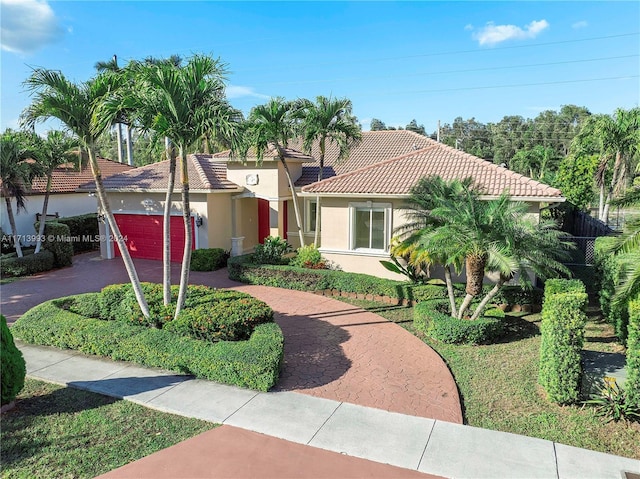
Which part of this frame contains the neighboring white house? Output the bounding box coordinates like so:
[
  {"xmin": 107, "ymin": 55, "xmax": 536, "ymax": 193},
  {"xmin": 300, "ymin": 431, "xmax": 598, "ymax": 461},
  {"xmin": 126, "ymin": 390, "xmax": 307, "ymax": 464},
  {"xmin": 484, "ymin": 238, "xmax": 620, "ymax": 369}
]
[{"xmin": 0, "ymin": 158, "xmax": 134, "ymax": 245}]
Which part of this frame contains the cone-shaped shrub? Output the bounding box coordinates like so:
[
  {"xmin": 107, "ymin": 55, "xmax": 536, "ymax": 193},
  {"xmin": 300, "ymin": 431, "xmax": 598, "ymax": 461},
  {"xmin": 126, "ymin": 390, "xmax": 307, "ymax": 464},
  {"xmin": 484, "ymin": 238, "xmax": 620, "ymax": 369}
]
[{"xmin": 1, "ymin": 314, "xmax": 26, "ymax": 405}]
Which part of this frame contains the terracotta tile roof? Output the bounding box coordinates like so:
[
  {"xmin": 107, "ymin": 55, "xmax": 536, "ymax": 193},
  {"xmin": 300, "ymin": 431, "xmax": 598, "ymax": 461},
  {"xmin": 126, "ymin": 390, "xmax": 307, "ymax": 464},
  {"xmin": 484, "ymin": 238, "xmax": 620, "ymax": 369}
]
[
  {"xmin": 213, "ymin": 144, "xmax": 314, "ymax": 162},
  {"xmin": 293, "ymin": 130, "xmax": 433, "ymax": 187},
  {"xmin": 86, "ymin": 154, "xmax": 240, "ymax": 192},
  {"xmin": 302, "ymin": 142, "xmax": 563, "ymax": 200},
  {"xmin": 27, "ymin": 158, "xmax": 134, "ymax": 195}
]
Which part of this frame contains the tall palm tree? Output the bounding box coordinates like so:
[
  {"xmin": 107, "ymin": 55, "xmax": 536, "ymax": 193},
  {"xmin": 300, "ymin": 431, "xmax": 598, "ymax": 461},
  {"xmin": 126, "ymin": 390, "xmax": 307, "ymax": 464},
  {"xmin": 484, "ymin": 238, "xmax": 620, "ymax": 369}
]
[
  {"xmin": 21, "ymin": 69, "xmax": 151, "ymax": 319},
  {"xmin": 0, "ymin": 131, "xmax": 39, "ymax": 258},
  {"xmin": 573, "ymin": 108, "xmax": 640, "ymax": 223},
  {"xmin": 120, "ymin": 54, "xmax": 241, "ymax": 317},
  {"xmin": 395, "ymin": 176, "xmax": 572, "ymax": 320},
  {"xmin": 609, "ymin": 187, "xmax": 640, "ymax": 304},
  {"xmin": 299, "ymin": 96, "xmax": 362, "ymax": 246},
  {"xmin": 30, "ymin": 130, "xmax": 81, "ymax": 253},
  {"xmin": 245, "ymin": 98, "xmax": 305, "ymax": 246}
]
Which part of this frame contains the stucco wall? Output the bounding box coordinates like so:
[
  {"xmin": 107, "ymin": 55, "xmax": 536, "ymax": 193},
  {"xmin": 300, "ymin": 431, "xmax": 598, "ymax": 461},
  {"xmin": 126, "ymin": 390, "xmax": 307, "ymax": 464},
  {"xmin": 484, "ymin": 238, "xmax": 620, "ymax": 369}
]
[
  {"xmin": 206, "ymin": 193, "xmax": 233, "ymax": 250},
  {"xmin": 0, "ymin": 193, "xmax": 98, "ymax": 245}
]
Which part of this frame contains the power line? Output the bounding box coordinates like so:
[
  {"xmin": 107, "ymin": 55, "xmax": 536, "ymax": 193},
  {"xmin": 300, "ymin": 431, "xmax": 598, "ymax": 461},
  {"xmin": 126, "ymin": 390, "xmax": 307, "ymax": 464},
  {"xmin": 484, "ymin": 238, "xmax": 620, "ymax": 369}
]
[{"xmin": 249, "ymin": 54, "xmax": 639, "ymax": 87}]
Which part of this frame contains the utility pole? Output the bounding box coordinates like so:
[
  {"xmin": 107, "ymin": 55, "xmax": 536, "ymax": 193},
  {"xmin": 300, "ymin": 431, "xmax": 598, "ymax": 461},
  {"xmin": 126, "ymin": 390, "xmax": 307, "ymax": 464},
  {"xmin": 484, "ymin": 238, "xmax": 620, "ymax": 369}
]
[{"xmin": 437, "ymin": 120, "xmax": 440, "ymax": 142}]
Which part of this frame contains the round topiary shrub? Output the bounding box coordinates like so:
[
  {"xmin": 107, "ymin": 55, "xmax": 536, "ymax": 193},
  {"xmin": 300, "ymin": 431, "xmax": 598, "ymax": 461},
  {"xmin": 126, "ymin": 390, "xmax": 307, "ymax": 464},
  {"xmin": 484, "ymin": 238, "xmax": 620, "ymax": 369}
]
[
  {"xmin": 427, "ymin": 310, "xmax": 504, "ymax": 345},
  {"xmin": 1, "ymin": 314, "xmax": 26, "ymax": 406}
]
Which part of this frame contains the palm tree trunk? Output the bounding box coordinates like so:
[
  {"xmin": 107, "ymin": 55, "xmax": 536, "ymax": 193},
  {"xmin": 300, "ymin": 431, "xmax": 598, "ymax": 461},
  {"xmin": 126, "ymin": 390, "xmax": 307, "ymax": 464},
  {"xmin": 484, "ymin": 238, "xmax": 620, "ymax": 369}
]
[
  {"xmin": 175, "ymin": 146, "xmax": 192, "ymax": 319},
  {"xmin": 279, "ymin": 156, "xmax": 305, "ymax": 247},
  {"xmin": 87, "ymin": 144, "xmax": 150, "ymax": 318},
  {"xmin": 116, "ymin": 124, "xmax": 124, "ymax": 163},
  {"xmin": 313, "ymin": 143, "xmax": 326, "ymax": 247},
  {"xmin": 34, "ymin": 173, "xmax": 52, "ymax": 254},
  {"xmin": 470, "ymin": 279, "xmax": 506, "ymax": 321},
  {"xmin": 458, "ymin": 294, "xmax": 474, "ymax": 319},
  {"xmin": 163, "ymin": 138, "xmax": 176, "ymax": 306},
  {"xmin": 4, "ymin": 195, "xmax": 23, "ymax": 258},
  {"xmin": 598, "ymin": 183, "xmax": 605, "ymax": 220},
  {"xmin": 444, "ymin": 265, "xmax": 457, "ymax": 317},
  {"xmin": 125, "ymin": 125, "xmax": 134, "ymax": 166}
]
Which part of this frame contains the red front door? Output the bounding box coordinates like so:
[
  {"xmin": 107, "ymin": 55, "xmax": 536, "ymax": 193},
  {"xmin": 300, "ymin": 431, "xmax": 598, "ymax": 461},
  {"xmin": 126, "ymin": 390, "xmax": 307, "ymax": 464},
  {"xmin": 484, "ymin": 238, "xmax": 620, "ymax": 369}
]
[
  {"xmin": 258, "ymin": 199, "xmax": 270, "ymax": 244},
  {"xmin": 113, "ymin": 214, "xmax": 195, "ymax": 262}
]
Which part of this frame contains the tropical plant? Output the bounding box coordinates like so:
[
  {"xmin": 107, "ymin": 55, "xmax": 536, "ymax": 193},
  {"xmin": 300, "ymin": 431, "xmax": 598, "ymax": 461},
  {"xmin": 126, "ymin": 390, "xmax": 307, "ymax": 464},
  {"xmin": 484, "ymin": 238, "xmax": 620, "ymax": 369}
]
[
  {"xmin": 244, "ymin": 97, "xmax": 306, "ymax": 246},
  {"xmin": 510, "ymin": 145, "xmax": 561, "ymax": 183},
  {"xmin": 28, "ymin": 130, "xmax": 81, "ymax": 253},
  {"xmin": 112, "ymin": 54, "xmax": 242, "ymax": 317},
  {"xmin": 572, "ymin": 108, "xmax": 640, "ymax": 223},
  {"xmin": 21, "ymin": 68, "xmax": 151, "ymax": 319},
  {"xmin": 299, "ymin": 96, "xmax": 362, "ymax": 246},
  {"xmin": 394, "ymin": 176, "xmax": 572, "ymax": 320},
  {"xmin": 583, "ymin": 378, "xmax": 640, "ymax": 423},
  {"xmin": 0, "ymin": 130, "xmax": 41, "ymax": 258},
  {"xmin": 253, "ymin": 236, "xmax": 292, "ymax": 265}
]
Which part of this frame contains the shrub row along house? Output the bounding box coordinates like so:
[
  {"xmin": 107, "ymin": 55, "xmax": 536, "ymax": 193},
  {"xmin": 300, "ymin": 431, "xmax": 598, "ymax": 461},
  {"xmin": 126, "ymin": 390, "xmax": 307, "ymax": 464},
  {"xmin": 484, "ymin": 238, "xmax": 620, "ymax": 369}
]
[{"xmin": 82, "ymin": 130, "xmax": 565, "ymax": 280}]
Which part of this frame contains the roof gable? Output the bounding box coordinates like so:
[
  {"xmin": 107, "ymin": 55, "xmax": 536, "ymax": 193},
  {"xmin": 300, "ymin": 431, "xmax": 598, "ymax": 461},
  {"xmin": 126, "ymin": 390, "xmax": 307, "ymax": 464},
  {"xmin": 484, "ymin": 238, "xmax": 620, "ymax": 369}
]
[
  {"xmin": 301, "ymin": 142, "xmax": 563, "ymax": 200},
  {"xmin": 90, "ymin": 154, "xmax": 240, "ymax": 192}
]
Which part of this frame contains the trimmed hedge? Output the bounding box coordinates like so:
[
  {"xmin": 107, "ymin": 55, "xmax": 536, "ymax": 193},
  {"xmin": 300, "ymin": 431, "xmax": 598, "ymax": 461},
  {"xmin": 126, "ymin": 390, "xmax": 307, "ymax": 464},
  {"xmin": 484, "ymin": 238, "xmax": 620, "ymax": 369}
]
[
  {"xmin": 594, "ymin": 236, "xmax": 633, "ymax": 344},
  {"xmin": 12, "ymin": 297, "xmax": 284, "ymax": 391},
  {"xmin": 425, "ymin": 310, "xmax": 504, "ymax": 345},
  {"xmin": 190, "ymin": 248, "xmax": 230, "ymax": 272},
  {"xmin": 538, "ymin": 280, "xmax": 588, "ymax": 404},
  {"xmin": 0, "ymin": 250, "xmax": 55, "ymax": 277},
  {"xmin": 1, "ymin": 314, "xmax": 26, "ymax": 405},
  {"xmin": 627, "ymin": 297, "xmax": 640, "ymax": 408},
  {"xmin": 41, "ymin": 222, "xmax": 74, "ymax": 267},
  {"xmin": 55, "ymin": 213, "xmax": 99, "ymax": 253}
]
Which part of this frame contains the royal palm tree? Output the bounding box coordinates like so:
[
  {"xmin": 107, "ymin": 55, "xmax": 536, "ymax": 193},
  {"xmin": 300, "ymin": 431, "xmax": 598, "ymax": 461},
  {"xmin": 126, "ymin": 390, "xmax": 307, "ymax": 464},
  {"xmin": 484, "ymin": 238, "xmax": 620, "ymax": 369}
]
[
  {"xmin": 119, "ymin": 54, "xmax": 241, "ymax": 316},
  {"xmin": 573, "ymin": 108, "xmax": 640, "ymax": 223},
  {"xmin": 395, "ymin": 176, "xmax": 572, "ymax": 320},
  {"xmin": 30, "ymin": 130, "xmax": 81, "ymax": 253},
  {"xmin": 21, "ymin": 69, "xmax": 151, "ymax": 319},
  {"xmin": 245, "ymin": 98, "xmax": 306, "ymax": 246},
  {"xmin": 299, "ymin": 96, "xmax": 361, "ymax": 246},
  {"xmin": 0, "ymin": 131, "xmax": 40, "ymax": 258}
]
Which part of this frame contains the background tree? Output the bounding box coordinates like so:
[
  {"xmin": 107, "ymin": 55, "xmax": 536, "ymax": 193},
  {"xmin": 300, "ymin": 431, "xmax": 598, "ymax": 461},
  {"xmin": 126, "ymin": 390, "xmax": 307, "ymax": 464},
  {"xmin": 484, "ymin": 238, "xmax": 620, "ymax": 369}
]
[
  {"xmin": 29, "ymin": 130, "xmax": 81, "ymax": 253},
  {"xmin": 245, "ymin": 97, "xmax": 306, "ymax": 246},
  {"xmin": 22, "ymin": 68, "xmax": 151, "ymax": 319},
  {"xmin": 553, "ymin": 153, "xmax": 599, "ymax": 210},
  {"xmin": 405, "ymin": 119, "xmax": 426, "ymax": 136},
  {"xmin": 370, "ymin": 118, "xmax": 388, "ymax": 131},
  {"xmin": 510, "ymin": 145, "xmax": 561, "ymax": 183},
  {"xmin": 0, "ymin": 130, "xmax": 40, "ymax": 258},
  {"xmin": 300, "ymin": 96, "xmax": 362, "ymax": 246}
]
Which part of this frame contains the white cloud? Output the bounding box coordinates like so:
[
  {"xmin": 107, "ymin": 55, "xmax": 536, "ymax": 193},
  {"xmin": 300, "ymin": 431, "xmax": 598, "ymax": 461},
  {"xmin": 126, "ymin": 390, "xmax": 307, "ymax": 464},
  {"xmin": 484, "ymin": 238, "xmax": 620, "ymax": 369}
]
[
  {"xmin": 473, "ymin": 19, "xmax": 549, "ymax": 46},
  {"xmin": 464, "ymin": 24, "xmax": 474, "ymax": 31},
  {"xmin": 1, "ymin": 0, "xmax": 64, "ymax": 54},
  {"xmin": 572, "ymin": 20, "xmax": 588, "ymax": 29},
  {"xmin": 225, "ymin": 85, "xmax": 269, "ymax": 100}
]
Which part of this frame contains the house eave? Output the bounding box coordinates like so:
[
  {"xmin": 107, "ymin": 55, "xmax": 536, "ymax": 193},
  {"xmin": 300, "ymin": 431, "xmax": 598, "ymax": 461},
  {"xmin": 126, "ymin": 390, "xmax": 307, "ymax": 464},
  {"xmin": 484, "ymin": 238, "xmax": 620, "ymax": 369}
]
[
  {"xmin": 299, "ymin": 190, "xmax": 565, "ymax": 203},
  {"xmin": 77, "ymin": 187, "xmax": 245, "ymax": 194}
]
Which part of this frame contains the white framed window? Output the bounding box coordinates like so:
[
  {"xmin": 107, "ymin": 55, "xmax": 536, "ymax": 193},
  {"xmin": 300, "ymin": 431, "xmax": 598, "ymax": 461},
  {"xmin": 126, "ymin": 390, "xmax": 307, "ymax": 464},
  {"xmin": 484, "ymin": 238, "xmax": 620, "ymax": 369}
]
[
  {"xmin": 349, "ymin": 202, "xmax": 392, "ymax": 251},
  {"xmin": 305, "ymin": 199, "xmax": 318, "ymax": 233}
]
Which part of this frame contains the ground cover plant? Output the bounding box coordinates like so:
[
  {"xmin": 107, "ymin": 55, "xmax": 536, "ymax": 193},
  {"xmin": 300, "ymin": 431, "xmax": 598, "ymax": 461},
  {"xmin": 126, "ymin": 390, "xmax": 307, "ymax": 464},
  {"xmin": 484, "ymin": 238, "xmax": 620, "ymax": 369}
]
[
  {"xmin": 12, "ymin": 283, "xmax": 283, "ymax": 391},
  {"xmin": 1, "ymin": 379, "xmax": 213, "ymax": 479},
  {"xmin": 335, "ymin": 295, "xmax": 640, "ymax": 460}
]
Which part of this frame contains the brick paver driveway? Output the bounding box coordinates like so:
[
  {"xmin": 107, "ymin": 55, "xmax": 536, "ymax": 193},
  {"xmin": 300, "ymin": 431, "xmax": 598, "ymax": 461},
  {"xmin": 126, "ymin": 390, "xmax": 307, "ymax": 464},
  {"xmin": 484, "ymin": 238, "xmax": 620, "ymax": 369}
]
[{"xmin": 1, "ymin": 252, "xmax": 462, "ymax": 423}]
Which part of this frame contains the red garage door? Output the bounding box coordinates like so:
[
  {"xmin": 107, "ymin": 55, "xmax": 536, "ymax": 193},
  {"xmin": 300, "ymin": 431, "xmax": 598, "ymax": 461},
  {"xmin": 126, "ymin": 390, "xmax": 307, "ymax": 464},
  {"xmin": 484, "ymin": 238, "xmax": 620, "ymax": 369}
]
[{"xmin": 113, "ymin": 214, "xmax": 195, "ymax": 262}]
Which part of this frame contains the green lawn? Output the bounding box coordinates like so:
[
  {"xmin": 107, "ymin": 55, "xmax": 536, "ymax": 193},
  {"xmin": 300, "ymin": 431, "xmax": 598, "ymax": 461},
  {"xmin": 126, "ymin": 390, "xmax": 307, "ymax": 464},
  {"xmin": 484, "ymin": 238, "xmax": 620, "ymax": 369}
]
[
  {"xmin": 338, "ymin": 297, "xmax": 640, "ymax": 460},
  {"xmin": 1, "ymin": 379, "xmax": 215, "ymax": 479}
]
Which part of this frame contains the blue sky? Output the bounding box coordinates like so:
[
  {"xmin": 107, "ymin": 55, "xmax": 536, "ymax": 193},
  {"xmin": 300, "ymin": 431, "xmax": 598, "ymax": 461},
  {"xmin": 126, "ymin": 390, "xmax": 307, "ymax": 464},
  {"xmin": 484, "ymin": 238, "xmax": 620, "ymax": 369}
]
[{"xmin": 1, "ymin": 1, "xmax": 639, "ymax": 136}]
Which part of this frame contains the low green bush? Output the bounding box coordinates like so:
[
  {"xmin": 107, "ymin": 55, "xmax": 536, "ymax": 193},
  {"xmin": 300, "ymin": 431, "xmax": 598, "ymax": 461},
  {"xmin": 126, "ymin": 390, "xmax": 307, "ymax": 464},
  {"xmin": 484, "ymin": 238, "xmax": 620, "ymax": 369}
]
[
  {"xmin": 166, "ymin": 297, "xmax": 273, "ymax": 342},
  {"xmin": 253, "ymin": 236, "xmax": 291, "ymax": 265},
  {"xmin": 55, "ymin": 214, "xmax": 99, "ymax": 253},
  {"xmin": 1, "ymin": 314, "xmax": 26, "ymax": 405},
  {"xmin": 290, "ymin": 244, "xmax": 326, "ymax": 269},
  {"xmin": 190, "ymin": 248, "xmax": 230, "ymax": 271},
  {"xmin": 40, "ymin": 222, "xmax": 73, "ymax": 267},
  {"xmin": 544, "ymin": 278, "xmax": 586, "ymax": 297},
  {"xmin": 412, "ymin": 284, "xmax": 448, "ymax": 302},
  {"xmin": 426, "ymin": 311, "xmax": 504, "ymax": 345},
  {"xmin": 67, "ymin": 292, "xmax": 102, "ymax": 318},
  {"xmin": 12, "ymin": 298, "xmax": 283, "ymax": 391},
  {"xmin": 594, "ymin": 236, "xmax": 632, "ymax": 344},
  {"xmin": 0, "ymin": 250, "xmax": 55, "ymax": 277},
  {"xmin": 538, "ymin": 284, "xmax": 588, "ymax": 404},
  {"xmin": 627, "ymin": 297, "xmax": 640, "ymax": 408}
]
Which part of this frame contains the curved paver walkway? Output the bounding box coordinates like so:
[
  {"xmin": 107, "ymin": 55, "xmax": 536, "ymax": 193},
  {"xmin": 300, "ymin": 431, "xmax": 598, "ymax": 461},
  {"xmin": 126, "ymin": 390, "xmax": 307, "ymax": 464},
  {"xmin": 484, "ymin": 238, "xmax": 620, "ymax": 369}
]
[{"xmin": 1, "ymin": 252, "xmax": 462, "ymax": 423}]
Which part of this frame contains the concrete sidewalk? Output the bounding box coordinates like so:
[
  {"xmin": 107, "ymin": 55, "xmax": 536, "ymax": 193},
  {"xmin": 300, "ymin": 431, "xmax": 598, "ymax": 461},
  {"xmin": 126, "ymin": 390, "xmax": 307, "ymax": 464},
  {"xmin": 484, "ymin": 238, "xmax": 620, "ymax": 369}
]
[{"xmin": 19, "ymin": 342, "xmax": 640, "ymax": 479}]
